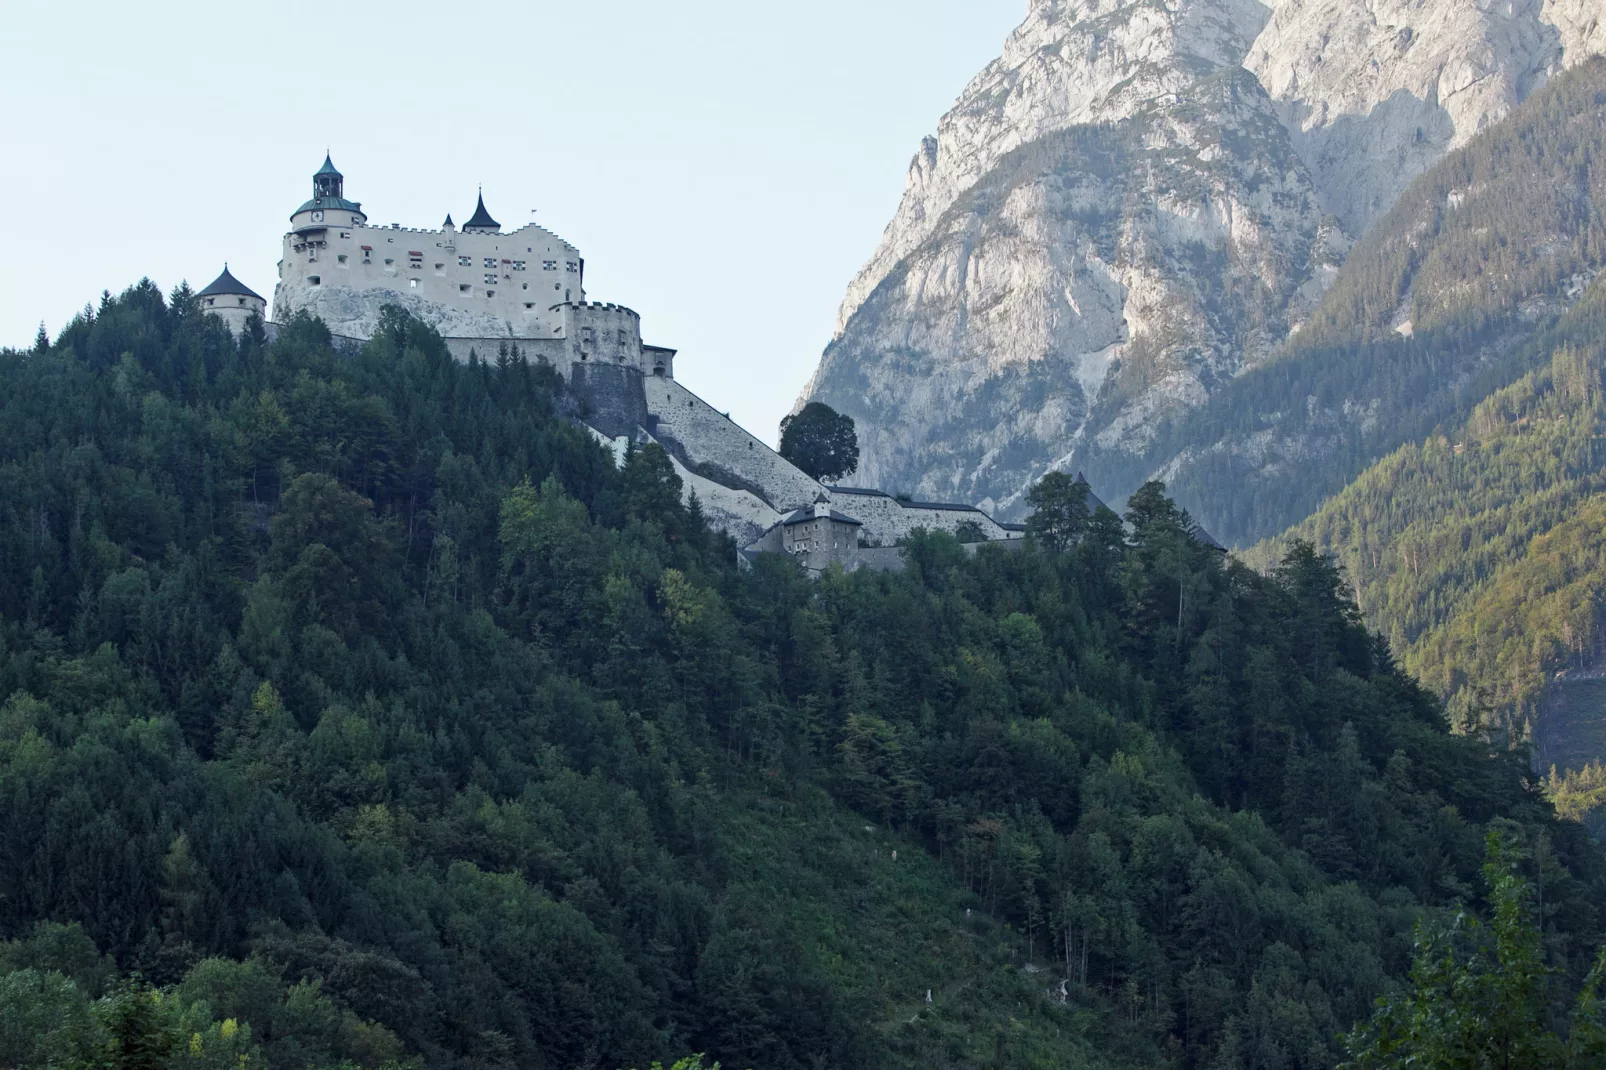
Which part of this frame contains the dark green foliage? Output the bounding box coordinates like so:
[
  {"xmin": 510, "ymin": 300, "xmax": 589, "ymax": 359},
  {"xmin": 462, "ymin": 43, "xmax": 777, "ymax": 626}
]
[
  {"xmin": 779, "ymin": 401, "xmax": 859, "ymax": 482},
  {"xmin": 1024, "ymin": 472, "xmax": 1089, "ymax": 552},
  {"xmin": 0, "ymin": 286, "xmax": 1602, "ymax": 1069},
  {"xmin": 1248, "ymin": 314, "xmax": 1606, "ymax": 812},
  {"xmin": 1342, "ymin": 833, "xmax": 1606, "ymax": 1069}
]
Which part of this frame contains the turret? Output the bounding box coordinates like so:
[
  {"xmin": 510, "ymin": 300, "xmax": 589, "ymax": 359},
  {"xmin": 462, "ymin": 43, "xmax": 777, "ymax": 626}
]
[
  {"xmin": 197, "ymin": 265, "xmax": 266, "ymax": 338},
  {"xmin": 290, "ymin": 153, "xmax": 366, "ymax": 232}
]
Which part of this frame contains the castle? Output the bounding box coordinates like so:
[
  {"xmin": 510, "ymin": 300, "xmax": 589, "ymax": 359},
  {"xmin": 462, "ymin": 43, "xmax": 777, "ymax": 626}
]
[{"xmin": 200, "ymin": 155, "xmax": 1045, "ymax": 572}]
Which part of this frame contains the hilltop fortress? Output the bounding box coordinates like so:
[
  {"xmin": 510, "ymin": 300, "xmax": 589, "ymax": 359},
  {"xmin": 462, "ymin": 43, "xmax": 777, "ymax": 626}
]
[{"xmin": 204, "ymin": 156, "xmax": 1045, "ymax": 570}]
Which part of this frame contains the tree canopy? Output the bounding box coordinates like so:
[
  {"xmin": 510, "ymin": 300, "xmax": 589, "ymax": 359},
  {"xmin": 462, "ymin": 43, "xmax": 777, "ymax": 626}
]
[
  {"xmin": 779, "ymin": 401, "xmax": 859, "ymax": 482},
  {"xmin": 0, "ymin": 285, "xmax": 1602, "ymax": 1069}
]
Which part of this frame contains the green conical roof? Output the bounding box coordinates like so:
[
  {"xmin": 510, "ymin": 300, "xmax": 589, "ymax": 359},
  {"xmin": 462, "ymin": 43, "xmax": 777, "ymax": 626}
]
[{"xmin": 315, "ymin": 153, "xmax": 341, "ymax": 177}]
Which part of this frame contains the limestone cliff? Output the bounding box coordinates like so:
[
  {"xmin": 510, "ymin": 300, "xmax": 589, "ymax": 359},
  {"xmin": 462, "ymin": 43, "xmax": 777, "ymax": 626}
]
[{"xmin": 805, "ymin": 0, "xmax": 1602, "ymax": 520}]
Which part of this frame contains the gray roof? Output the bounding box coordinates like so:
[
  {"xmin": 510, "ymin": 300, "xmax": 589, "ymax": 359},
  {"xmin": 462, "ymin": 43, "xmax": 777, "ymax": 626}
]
[
  {"xmin": 781, "ymin": 507, "xmax": 862, "ymax": 528},
  {"xmin": 197, "ymin": 265, "xmax": 263, "ymax": 301}
]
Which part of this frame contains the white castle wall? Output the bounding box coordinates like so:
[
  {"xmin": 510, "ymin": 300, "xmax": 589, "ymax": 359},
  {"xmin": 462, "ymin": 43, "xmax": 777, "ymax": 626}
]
[
  {"xmin": 202, "ymin": 293, "xmax": 265, "ymax": 338},
  {"xmin": 823, "ymin": 487, "xmax": 1009, "ymax": 545},
  {"xmin": 644, "ymin": 377, "xmax": 824, "ymax": 513},
  {"xmin": 275, "ymin": 221, "xmax": 583, "ymax": 339}
]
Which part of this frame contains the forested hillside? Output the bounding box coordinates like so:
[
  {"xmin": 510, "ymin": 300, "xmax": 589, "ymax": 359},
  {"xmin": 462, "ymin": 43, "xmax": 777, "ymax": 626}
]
[
  {"xmin": 2, "ymin": 286, "xmax": 1604, "ymax": 1070},
  {"xmin": 1108, "ymin": 57, "xmax": 1606, "ymax": 548},
  {"xmin": 1248, "ymin": 276, "xmax": 1606, "ymax": 821}
]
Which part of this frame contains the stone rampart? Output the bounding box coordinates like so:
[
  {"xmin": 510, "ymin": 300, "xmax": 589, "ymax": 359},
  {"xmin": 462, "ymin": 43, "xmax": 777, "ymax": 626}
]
[
  {"xmin": 824, "ymin": 487, "xmax": 1010, "ymax": 545},
  {"xmin": 571, "ymin": 363, "xmax": 649, "ymax": 439},
  {"xmin": 644, "ymin": 377, "xmax": 823, "ymax": 513}
]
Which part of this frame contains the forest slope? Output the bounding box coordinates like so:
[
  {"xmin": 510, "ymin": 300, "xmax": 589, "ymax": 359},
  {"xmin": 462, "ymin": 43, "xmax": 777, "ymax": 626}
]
[
  {"xmin": 1, "ymin": 288, "xmax": 1603, "ymax": 1069},
  {"xmin": 1247, "ymin": 279, "xmax": 1606, "ymax": 809}
]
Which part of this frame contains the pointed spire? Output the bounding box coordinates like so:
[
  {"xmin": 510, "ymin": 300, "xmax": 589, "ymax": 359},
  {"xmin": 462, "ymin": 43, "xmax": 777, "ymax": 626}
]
[
  {"xmin": 443, "ymin": 213, "xmax": 455, "ymax": 229},
  {"xmin": 315, "ymin": 152, "xmax": 341, "ymax": 177},
  {"xmin": 463, "ymin": 188, "xmax": 501, "ymax": 233}
]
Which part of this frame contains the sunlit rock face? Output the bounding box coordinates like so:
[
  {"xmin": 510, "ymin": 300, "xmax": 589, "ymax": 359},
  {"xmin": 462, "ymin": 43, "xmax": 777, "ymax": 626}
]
[{"xmin": 804, "ymin": 0, "xmax": 1601, "ymax": 518}]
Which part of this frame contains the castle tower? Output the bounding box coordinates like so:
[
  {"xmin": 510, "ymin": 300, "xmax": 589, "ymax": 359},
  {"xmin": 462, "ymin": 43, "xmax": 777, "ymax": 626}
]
[
  {"xmin": 462, "ymin": 190, "xmax": 501, "ymax": 234},
  {"xmin": 197, "ymin": 265, "xmax": 266, "ymax": 337},
  {"xmin": 290, "ymin": 154, "xmax": 367, "ymax": 231}
]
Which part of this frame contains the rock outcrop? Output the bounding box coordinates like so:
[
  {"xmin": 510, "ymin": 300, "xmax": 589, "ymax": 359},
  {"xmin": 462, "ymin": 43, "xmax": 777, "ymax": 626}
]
[{"xmin": 804, "ymin": 0, "xmax": 1603, "ymax": 521}]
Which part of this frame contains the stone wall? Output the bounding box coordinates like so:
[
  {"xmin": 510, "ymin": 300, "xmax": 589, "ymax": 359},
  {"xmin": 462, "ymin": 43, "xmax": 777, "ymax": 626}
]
[
  {"xmin": 571, "ymin": 363, "xmax": 650, "ymax": 440},
  {"xmin": 275, "ymin": 220, "xmax": 583, "ymax": 340},
  {"xmin": 644, "ymin": 377, "xmax": 823, "ymax": 512},
  {"xmin": 824, "ymin": 487, "xmax": 1010, "ymax": 545}
]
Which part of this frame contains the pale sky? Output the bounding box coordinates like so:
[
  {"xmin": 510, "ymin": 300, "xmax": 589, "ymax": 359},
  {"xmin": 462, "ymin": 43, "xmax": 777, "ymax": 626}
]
[{"xmin": 1, "ymin": 0, "xmax": 1022, "ymax": 444}]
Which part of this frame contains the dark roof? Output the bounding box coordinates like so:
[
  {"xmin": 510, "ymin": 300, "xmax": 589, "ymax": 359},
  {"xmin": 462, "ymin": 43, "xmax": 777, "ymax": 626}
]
[
  {"xmin": 464, "ymin": 191, "xmax": 500, "ymax": 231},
  {"xmin": 1190, "ymin": 524, "xmax": 1228, "ymax": 552},
  {"xmin": 1074, "ymin": 472, "xmax": 1110, "ymax": 515},
  {"xmin": 197, "ymin": 265, "xmax": 263, "ymax": 301},
  {"xmin": 315, "ymin": 153, "xmax": 342, "ymax": 177},
  {"xmin": 780, "ymin": 507, "xmax": 863, "ymax": 528},
  {"xmin": 443, "ymin": 213, "xmax": 454, "ymax": 228},
  {"xmin": 824, "ymin": 485, "xmax": 891, "ymax": 497},
  {"xmin": 293, "ymin": 195, "xmax": 364, "ymax": 216},
  {"xmin": 999, "ymin": 522, "xmax": 1028, "ymax": 532}
]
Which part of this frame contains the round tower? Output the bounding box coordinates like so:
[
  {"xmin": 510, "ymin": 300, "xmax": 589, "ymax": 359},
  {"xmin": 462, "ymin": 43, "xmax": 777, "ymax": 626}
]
[
  {"xmin": 290, "ymin": 154, "xmax": 367, "ymax": 231},
  {"xmin": 197, "ymin": 265, "xmax": 266, "ymax": 337}
]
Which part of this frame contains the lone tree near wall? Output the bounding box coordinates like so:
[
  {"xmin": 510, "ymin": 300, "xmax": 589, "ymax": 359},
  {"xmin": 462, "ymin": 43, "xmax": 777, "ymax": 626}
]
[{"xmin": 780, "ymin": 402, "xmax": 859, "ymax": 483}]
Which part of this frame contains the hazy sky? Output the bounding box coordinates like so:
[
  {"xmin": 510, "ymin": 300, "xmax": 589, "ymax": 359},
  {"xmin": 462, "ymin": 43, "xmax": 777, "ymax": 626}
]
[{"xmin": 1, "ymin": 0, "xmax": 1022, "ymax": 444}]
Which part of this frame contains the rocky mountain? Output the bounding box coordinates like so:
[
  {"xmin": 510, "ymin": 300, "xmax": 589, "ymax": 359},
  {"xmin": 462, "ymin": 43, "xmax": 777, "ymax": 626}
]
[{"xmin": 805, "ymin": 0, "xmax": 1603, "ymax": 522}]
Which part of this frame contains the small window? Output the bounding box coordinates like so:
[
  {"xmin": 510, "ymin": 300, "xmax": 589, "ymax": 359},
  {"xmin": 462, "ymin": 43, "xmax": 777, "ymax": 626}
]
[
  {"xmin": 308, "ymin": 275, "xmax": 321, "ymax": 285},
  {"xmin": 384, "ymin": 258, "xmax": 394, "ymax": 265},
  {"xmin": 543, "ymin": 260, "xmax": 557, "ymax": 270},
  {"xmin": 486, "ymin": 289, "xmax": 495, "ymax": 297},
  {"xmin": 524, "ymin": 302, "xmax": 535, "ymax": 310},
  {"xmin": 483, "ymin": 257, "xmax": 496, "ymax": 269},
  {"xmin": 522, "ymin": 283, "xmax": 528, "ymax": 290},
  {"xmin": 565, "ymin": 261, "xmax": 578, "ymax": 272},
  {"xmin": 434, "ymin": 263, "xmax": 444, "ymax": 272},
  {"xmin": 484, "ymin": 273, "xmax": 497, "ymax": 285},
  {"xmin": 337, "ymin": 254, "xmax": 348, "ymax": 264},
  {"xmin": 409, "ymin": 278, "xmax": 419, "ymax": 289},
  {"xmin": 205, "ymin": 297, "xmax": 215, "ymax": 306},
  {"xmin": 459, "ymin": 256, "xmax": 472, "ymax": 267},
  {"xmin": 460, "ymin": 284, "xmax": 471, "ymax": 293}
]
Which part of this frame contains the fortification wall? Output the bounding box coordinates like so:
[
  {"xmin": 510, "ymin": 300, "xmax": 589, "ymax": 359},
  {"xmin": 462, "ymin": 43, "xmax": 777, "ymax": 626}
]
[
  {"xmin": 824, "ymin": 488, "xmax": 1010, "ymax": 546},
  {"xmin": 644, "ymin": 377, "xmax": 823, "ymax": 513},
  {"xmin": 442, "ymin": 336, "xmax": 568, "ymax": 367},
  {"xmin": 571, "ymin": 362, "xmax": 649, "ymax": 439},
  {"xmin": 275, "ymin": 220, "xmax": 582, "ymax": 340}
]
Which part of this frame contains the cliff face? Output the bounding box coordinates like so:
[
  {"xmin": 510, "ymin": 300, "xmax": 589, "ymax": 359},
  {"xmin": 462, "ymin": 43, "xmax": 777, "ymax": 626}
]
[{"xmin": 805, "ymin": 0, "xmax": 1602, "ymax": 519}]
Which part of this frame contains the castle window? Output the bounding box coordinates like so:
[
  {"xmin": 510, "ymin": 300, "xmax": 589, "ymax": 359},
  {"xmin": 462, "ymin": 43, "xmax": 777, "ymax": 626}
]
[
  {"xmin": 460, "ymin": 284, "xmax": 471, "ymax": 294},
  {"xmin": 543, "ymin": 260, "xmax": 557, "ymax": 271},
  {"xmin": 524, "ymin": 303, "xmax": 535, "ymax": 310},
  {"xmin": 459, "ymin": 256, "xmax": 472, "ymax": 267},
  {"xmin": 565, "ymin": 261, "xmax": 578, "ymax": 272},
  {"xmin": 521, "ymin": 283, "xmax": 528, "ymax": 290},
  {"xmin": 618, "ymin": 330, "xmax": 627, "ymax": 344},
  {"xmin": 205, "ymin": 298, "xmax": 215, "ymax": 307},
  {"xmin": 337, "ymin": 254, "xmax": 347, "ymax": 264},
  {"xmin": 409, "ymin": 279, "xmax": 419, "ymax": 289},
  {"xmin": 483, "ymin": 258, "xmax": 496, "ymax": 269},
  {"xmin": 384, "ymin": 258, "xmax": 394, "ymax": 266},
  {"xmin": 340, "ymin": 232, "xmax": 350, "ymax": 239},
  {"xmin": 484, "ymin": 274, "xmax": 497, "ymax": 285},
  {"xmin": 486, "ymin": 289, "xmax": 495, "ymax": 297},
  {"xmin": 308, "ymin": 275, "xmax": 321, "ymax": 285},
  {"xmin": 513, "ymin": 260, "xmax": 526, "ymax": 271}
]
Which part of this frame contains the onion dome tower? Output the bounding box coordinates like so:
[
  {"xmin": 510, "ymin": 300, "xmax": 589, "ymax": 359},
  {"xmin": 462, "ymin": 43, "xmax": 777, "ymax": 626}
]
[
  {"xmin": 290, "ymin": 153, "xmax": 367, "ymax": 231},
  {"xmin": 197, "ymin": 265, "xmax": 266, "ymax": 338},
  {"xmin": 462, "ymin": 189, "xmax": 501, "ymax": 234}
]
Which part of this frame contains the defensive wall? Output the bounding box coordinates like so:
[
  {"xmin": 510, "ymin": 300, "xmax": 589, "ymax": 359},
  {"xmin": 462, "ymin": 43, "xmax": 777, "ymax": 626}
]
[
  {"xmin": 823, "ymin": 486, "xmax": 1011, "ymax": 545},
  {"xmin": 276, "ymin": 220, "xmax": 584, "ymax": 338},
  {"xmin": 644, "ymin": 376, "xmax": 825, "ymax": 513}
]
